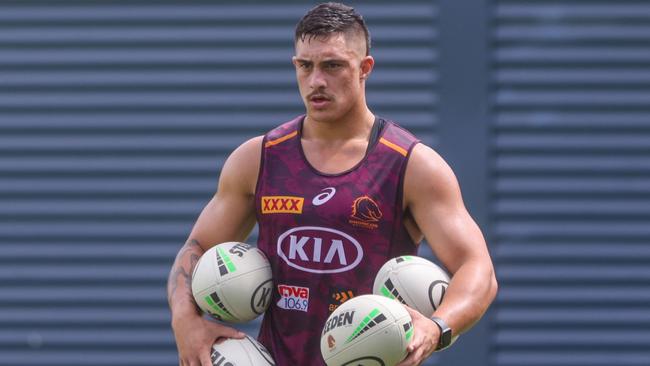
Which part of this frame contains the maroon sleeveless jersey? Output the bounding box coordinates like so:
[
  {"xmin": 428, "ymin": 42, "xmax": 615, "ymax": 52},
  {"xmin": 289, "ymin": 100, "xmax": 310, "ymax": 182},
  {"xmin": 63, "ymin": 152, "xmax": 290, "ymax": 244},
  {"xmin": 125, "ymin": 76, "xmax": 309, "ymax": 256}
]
[{"xmin": 254, "ymin": 115, "xmax": 420, "ymax": 365}]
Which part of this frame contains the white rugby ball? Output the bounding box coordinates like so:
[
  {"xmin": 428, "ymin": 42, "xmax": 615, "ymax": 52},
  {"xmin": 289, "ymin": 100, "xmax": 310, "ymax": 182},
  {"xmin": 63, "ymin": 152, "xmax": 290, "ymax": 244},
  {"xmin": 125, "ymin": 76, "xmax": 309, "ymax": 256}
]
[
  {"xmin": 373, "ymin": 255, "xmax": 450, "ymax": 317},
  {"xmin": 191, "ymin": 242, "xmax": 273, "ymax": 323},
  {"xmin": 211, "ymin": 335, "xmax": 276, "ymax": 365},
  {"xmin": 320, "ymin": 294, "xmax": 413, "ymax": 366}
]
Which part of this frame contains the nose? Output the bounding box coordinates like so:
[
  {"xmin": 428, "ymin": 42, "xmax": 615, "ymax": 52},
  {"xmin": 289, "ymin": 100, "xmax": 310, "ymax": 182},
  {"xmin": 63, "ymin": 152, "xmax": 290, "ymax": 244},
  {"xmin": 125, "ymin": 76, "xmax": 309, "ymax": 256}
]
[{"xmin": 308, "ymin": 68, "xmax": 327, "ymax": 90}]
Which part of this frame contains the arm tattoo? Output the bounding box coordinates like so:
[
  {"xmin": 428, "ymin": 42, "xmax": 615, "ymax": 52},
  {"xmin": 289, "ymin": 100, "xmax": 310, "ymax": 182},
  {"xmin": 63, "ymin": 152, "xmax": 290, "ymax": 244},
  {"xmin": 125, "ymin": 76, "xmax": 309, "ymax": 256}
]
[
  {"xmin": 168, "ymin": 239, "xmax": 203, "ymax": 302},
  {"xmin": 185, "ymin": 253, "xmax": 200, "ymax": 293},
  {"xmin": 168, "ymin": 267, "xmax": 187, "ymax": 301}
]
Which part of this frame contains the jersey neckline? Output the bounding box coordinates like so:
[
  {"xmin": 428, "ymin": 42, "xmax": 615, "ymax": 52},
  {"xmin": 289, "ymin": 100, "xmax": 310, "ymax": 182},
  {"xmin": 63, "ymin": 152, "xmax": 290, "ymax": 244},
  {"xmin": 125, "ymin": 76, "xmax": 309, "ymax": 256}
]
[{"xmin": 296, "ymin": 115, "xmax": 388, "ymax": 177}]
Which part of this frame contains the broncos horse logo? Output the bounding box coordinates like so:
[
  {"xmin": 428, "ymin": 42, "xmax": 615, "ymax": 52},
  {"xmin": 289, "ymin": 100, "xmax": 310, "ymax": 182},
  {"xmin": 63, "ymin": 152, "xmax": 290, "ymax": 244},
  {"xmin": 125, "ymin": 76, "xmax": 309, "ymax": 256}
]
[{"xmin": 350, "ymin": 196, "xmax": 383, "ymax": 223}]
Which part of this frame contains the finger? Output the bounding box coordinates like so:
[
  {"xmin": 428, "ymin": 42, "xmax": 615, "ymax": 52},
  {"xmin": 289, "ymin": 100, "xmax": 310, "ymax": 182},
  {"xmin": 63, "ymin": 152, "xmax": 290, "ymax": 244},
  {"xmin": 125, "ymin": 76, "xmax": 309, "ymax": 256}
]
[
  {"xmin": 400, "ymin": 343, "xmax": 419, "ymax": 365},
  {"xmin": 402, "ymin": 304, "xmax": 422, "ymax": 318},
  {"xmin": 402, "ymin": 303, "xmax": 416, "ymax": 312},
  {"xmin": 199, "ymin": 350, "xmax": 213, "ymax": 366},
  {"xmin": 210, "ymin": 324, "xmax": 246, "ymax": 339},
  {"xmin": 406, "ymin": 334, "xmax": 423, "ymax": 353},
  {"xmin": 395, "ymin": 357, "xmax": 409, "ymax": 366},
  {"xmin": 402, "ymin": 305, "xmax": 416, "ymax": 316},
  {"xmin": 408, "ymin": 347, "xmax": 423, "ymax": 365},
  {"xmin": 398, "ymin": 346, "xmax": 424, "ymax": 366},
  {"xmin": 406, "ymin": 339, "xmax": 416, "ymax": 353},
  {"xmin": 396, "ymin": 353, "xmax": 415, "ymax": 366}
]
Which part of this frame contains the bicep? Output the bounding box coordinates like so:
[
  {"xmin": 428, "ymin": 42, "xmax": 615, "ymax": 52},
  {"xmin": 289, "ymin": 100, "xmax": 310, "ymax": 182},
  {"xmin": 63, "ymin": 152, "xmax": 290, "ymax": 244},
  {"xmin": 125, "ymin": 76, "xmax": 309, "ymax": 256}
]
[
  {"xmin": 188, "ymin": 136, "xmax": 262, "ymax": 251},
  {"xmin": 405, "ymin": 144, "xmax": 489, "ymax": 274},
  {"xmin": 189, "ymin": 196, "xmax": 257, "ymax": 251}
]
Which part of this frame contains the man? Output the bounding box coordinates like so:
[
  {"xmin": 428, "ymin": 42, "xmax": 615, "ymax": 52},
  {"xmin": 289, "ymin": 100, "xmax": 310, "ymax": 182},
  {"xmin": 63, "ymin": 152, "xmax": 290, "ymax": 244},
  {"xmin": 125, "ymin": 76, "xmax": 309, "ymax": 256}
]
[{"xmin": 167, "ymin": 3, "xmax": 497, "ymax": 365}]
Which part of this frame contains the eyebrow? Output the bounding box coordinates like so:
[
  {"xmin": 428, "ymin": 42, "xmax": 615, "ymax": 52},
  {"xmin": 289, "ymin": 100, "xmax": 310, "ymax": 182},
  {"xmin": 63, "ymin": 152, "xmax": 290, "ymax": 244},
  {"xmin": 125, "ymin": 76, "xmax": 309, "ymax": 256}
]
[{"xmin": 295, "ymin": 58, "xmax": 348, "ymax": 65}]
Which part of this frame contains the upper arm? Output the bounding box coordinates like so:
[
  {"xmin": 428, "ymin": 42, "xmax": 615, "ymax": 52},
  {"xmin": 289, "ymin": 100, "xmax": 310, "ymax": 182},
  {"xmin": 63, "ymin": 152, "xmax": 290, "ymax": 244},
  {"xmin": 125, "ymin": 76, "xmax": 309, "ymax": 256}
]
[
  {"xmin": 189, "ymin": 136, "xmax": 263, "ymax": 251},
  {"xmin": 404, "ymin": 144, "xmax": 492, "ymax": 274}
]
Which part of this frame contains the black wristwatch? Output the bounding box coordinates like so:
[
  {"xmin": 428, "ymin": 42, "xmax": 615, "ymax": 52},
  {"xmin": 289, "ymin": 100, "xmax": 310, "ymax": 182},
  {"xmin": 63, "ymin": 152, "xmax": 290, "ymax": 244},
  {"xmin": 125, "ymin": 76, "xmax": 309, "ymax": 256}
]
[{"xmin": 430, "ymin": 316, "xmax": 453, "ymax": 351}]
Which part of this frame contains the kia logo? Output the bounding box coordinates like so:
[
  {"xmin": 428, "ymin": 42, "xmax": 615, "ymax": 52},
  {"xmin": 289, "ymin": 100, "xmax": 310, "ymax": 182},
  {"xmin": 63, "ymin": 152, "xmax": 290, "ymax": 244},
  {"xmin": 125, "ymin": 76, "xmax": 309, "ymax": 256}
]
[{"xmin": 277, "ymin": 226, "xmax": 363, "ymax": 274}]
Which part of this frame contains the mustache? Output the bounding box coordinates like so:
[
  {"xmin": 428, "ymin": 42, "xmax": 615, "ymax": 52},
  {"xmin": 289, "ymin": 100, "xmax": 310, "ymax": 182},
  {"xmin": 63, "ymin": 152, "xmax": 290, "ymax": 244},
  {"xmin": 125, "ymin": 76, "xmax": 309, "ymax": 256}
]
[{"xmin": 307, "ymin": 92, "xmax": 332, "ymax": 100}]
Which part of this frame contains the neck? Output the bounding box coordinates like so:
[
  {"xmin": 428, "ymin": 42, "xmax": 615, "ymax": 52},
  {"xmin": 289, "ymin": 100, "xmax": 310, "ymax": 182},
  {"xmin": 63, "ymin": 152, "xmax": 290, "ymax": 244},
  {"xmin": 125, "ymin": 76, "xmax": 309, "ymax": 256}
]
[{"xmin": 303, "ymin": 106, "xmax": 375, "ymax": 142}]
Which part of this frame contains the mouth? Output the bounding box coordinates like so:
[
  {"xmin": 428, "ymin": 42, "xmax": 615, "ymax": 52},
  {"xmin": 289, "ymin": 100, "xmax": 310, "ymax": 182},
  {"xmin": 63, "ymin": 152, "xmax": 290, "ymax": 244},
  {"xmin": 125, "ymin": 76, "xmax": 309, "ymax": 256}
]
[{"xmin": 308, "ymin": 94, "xmax": 332, "ymax": 108}]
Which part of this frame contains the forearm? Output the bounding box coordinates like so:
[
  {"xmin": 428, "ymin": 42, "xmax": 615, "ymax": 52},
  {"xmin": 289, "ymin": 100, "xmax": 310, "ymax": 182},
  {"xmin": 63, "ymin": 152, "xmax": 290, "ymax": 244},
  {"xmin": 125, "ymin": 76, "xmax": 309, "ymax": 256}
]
[
  {"xmin": 167, "ymin": 238, "xmax": 204, "ymax": 316},
  {"xmin": 433, "ymin": 259, "xmax": 497, "ymax": 336}
]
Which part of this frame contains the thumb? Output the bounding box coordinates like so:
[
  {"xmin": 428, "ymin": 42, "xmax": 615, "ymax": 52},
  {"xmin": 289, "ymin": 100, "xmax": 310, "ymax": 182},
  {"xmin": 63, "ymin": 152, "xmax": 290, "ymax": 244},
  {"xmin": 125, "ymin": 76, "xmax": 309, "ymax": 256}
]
[
  {"xmin": 219, "ymin": 325, "xmax": 246, "ymax": 339},
  {"xmin": 402, "ymin": 304, "xmax": 422, "ymax": 319}
]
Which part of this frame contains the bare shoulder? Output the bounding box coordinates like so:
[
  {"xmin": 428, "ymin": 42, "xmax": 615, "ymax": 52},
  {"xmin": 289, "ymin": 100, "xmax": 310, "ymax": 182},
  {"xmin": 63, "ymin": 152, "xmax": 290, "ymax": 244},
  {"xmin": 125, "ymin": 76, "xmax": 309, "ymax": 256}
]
[
  {"xmin": 190, "ymin": 136, "xmax": 263, "ymax": 249},
  {"xmin": 404, "ymin": 143, "xmax": 462, "ymax": 208},
  {"xmin": 219, "ymin": 136, "xmax": 264, "ymax": 196},
  {"xmin": 404, "ymin": 144, "xmax": 489, "ymax": 276}
]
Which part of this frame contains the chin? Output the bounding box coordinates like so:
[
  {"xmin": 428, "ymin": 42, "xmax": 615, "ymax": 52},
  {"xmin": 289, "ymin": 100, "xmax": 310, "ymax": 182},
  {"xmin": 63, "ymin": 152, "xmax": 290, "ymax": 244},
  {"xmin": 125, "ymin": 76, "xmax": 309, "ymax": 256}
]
[{"xmin": 306, "ymin": 109, "xmax": 340, "ymax": 124}]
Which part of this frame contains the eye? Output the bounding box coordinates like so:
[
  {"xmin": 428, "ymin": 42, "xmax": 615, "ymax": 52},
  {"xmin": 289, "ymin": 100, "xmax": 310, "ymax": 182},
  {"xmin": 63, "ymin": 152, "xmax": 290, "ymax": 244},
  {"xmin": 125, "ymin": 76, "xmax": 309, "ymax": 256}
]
[
  {"xmin": 325, "ymin": 62, "xmax": 342, "ymax": 70},
  {"xmin": 298, "ymin": 62, "xmax": 312, "ymax": 70}
]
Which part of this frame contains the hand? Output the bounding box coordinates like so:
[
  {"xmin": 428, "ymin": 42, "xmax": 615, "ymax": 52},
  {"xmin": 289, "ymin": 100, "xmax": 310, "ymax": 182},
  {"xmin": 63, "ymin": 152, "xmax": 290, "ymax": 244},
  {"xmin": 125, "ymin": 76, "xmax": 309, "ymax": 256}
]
[
  {"xmin": 172, "ymin": 308, "xmax": 246, "ymax": 366},
  {"xmin": 396, "ymin": 305, "xmax": 440, "ymax": 366}
]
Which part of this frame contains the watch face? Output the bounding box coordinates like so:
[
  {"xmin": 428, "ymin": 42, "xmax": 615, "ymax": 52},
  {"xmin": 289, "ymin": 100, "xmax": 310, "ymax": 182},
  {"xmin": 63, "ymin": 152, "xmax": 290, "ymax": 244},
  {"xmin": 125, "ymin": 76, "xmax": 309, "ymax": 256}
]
[{"xmin": 440, "ymin": 328, "xmax": 452, "ymax": 348}]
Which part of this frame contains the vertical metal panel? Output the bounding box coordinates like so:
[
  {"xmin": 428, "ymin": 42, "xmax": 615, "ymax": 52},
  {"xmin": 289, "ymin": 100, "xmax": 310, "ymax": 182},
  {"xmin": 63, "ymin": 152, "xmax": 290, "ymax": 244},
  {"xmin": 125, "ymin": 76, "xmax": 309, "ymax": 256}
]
[
  {"xmin": 0, "ymin": 1, "xmax": 438, "ymax": 365},
  {"xmin": 492, "ymin": 1, "xmax": 650, "ymax": 365},
  {"xmin": 435, "ymin": 0, "xmax": 491, "ymax": 364}
]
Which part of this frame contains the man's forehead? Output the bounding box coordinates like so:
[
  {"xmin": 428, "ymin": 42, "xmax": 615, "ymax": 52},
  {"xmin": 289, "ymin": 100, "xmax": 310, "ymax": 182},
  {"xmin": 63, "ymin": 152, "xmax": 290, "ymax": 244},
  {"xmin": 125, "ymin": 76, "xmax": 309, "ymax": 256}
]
[{"xmin": 295, "ymin": 32, "xmax": 366, "ymax": 59}]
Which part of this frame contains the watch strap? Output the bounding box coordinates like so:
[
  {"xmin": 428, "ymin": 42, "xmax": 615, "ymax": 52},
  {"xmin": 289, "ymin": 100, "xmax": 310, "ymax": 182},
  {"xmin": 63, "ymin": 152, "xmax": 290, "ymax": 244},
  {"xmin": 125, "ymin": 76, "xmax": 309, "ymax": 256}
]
[{"xmin": 430, "ymin": 316, "xmax": 452, "ymax": 351}]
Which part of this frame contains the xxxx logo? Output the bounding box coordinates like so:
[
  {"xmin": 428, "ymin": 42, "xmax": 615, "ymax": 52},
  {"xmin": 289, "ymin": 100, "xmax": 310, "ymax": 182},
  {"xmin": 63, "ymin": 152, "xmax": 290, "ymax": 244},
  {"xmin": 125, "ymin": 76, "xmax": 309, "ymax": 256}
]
[{"xmin": 261, "ymin": 196, "xmax": 304, "ymax": 214}]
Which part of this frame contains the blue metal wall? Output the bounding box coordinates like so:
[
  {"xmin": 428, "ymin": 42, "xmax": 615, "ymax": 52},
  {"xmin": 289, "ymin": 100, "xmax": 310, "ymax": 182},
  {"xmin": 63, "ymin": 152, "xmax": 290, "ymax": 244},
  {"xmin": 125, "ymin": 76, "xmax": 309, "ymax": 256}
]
[
  {"xmin": 0, "ymin": 1, "xmax": 438, "ymax": 365},
  {"xmin": 491, "ymin": 1, "xmax": 650, "ymax": 365},
  {"xmin": 2, "ymin": 1, "xmax": 650, "ymax": 365}
]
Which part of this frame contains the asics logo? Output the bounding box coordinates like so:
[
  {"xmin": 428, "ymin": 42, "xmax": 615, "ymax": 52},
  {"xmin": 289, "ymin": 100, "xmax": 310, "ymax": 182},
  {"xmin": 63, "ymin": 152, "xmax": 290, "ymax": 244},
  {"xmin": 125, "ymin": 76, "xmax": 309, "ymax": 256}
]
[{"xmin": 312, "ymin": 187, "xmax": 336, "ymax": 206}]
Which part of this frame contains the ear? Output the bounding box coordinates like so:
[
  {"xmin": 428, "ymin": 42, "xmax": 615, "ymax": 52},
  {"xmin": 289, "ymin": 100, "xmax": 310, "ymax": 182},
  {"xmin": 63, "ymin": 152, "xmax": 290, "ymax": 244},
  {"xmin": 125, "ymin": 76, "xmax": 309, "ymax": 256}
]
[{"xmin": 360, "ymin": 55, "xmax": 375, "ymax": 80}]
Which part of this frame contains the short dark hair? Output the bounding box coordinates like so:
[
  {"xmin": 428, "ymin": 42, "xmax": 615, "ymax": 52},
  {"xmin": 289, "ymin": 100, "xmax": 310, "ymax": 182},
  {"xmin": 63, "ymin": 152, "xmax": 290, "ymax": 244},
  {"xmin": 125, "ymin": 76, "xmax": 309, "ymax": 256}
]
[{"xmin": 295, "ymin": 2, "xmax": 371, "ymax": 56}]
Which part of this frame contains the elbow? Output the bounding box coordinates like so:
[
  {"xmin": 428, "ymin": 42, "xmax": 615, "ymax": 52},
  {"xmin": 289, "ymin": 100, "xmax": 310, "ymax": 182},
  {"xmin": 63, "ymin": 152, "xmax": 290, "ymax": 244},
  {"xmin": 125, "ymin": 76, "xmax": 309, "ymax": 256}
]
[{"xmin": 488, "ymin": 269, "xmax": 499, "ymax": 305}]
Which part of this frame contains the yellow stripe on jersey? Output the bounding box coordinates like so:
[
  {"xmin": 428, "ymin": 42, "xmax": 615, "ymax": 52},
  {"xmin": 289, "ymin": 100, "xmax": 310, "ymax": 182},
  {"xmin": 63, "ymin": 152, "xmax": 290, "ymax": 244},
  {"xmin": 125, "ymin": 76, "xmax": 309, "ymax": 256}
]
[
  {"xmin": 379, "ymin": 137, "xmax": 407, "ymax": 157},
  {"xmin": 265, "ymin": 130, "xmax": 298, "ymax": 148}
]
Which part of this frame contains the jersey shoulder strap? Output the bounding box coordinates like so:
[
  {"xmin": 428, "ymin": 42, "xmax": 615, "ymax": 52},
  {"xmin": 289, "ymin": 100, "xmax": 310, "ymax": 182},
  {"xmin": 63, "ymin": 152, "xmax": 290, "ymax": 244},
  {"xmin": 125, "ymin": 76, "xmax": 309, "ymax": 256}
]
[
  {"xmin": 263, "ymin": 115, "xmax": 303, "ymax": 149},
  {"xmin": 377, "ymin": 119, "xmax": 420, "ymax": 158}
]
